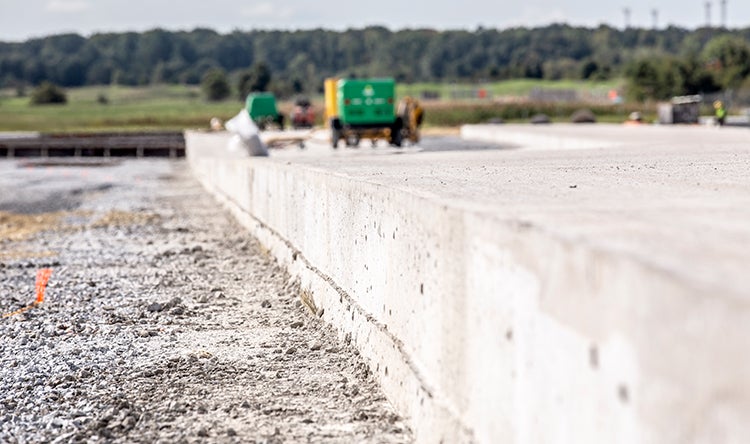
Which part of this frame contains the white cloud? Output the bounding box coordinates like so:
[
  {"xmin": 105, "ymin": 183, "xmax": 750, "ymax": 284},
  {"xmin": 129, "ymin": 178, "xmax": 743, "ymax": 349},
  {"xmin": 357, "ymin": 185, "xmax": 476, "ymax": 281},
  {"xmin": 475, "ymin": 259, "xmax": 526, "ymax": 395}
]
[
  {"xmin": 240, "ymin": 2, "xmax": 295, "ymax": 20},
  {"xmin": 45, "ymin": 0, "xmax": 91, "ymax": 13}
]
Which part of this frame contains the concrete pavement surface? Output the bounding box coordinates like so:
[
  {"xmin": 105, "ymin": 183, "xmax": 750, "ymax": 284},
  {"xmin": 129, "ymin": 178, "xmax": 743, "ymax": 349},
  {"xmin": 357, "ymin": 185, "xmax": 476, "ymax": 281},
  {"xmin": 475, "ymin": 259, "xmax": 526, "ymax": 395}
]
[
  {"xmin": 275, "ymin": 124, "xmax": 750, "ymax": 297},
  {"xmin": 188, "ymin": 123, "xmax": 750, "ymax": 443}
]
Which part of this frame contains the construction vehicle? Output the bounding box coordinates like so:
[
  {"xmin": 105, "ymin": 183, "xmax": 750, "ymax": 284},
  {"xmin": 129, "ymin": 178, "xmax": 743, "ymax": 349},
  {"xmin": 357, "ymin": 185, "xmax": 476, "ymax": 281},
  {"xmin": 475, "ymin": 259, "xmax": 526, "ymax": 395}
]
[
  {"xmin": 290, "ymin": 97, "xmax": 315, "ymax": 129},
  {"xmin": 245, "ymin": 93, "xmax": 284, "ymax": 130},
  {"xmin": 325, "ymin": 78, "xmax": 423, "ymax": 148}
]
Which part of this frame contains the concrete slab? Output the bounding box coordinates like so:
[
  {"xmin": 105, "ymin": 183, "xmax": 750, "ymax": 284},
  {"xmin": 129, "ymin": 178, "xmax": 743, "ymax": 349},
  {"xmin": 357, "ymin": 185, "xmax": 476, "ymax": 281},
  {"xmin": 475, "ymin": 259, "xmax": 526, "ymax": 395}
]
[{"xmin": 187, "ymin": 124, "xmax": 750, "ymax": 444}]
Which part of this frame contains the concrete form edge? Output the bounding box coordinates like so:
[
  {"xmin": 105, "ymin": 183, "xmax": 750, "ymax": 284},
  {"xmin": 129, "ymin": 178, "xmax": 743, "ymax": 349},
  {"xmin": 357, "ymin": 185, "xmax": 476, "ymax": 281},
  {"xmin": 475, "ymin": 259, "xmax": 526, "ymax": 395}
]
[
  {"xmin": 186, "ymin": 131, "xmax": 750, "ymax": 444},
  {"xmin": 189, "ymin": 160, "xmax": 475, "ymax": 443}
]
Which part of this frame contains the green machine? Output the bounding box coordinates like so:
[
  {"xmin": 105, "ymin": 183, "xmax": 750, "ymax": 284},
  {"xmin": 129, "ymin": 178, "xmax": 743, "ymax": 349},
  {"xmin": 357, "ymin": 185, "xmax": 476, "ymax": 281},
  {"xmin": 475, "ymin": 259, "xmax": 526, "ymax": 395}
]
[
  {"xmin": 337, "ymin": 79, "xmax": 395, "ymax": 125},
  {"xmin": 245, "ymin": 93, "xmax": 284, "ymax": 130},
  {"xmin": 327, "ymin": 78, "xmax": 404, "ymax": 147}
]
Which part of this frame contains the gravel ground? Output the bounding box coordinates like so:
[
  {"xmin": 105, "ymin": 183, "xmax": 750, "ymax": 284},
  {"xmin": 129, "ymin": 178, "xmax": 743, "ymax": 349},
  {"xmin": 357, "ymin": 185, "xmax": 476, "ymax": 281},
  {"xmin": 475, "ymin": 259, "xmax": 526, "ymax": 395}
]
[{"xmin": 0, "ymin": 159, "xmax": 411, "ymax": 443}]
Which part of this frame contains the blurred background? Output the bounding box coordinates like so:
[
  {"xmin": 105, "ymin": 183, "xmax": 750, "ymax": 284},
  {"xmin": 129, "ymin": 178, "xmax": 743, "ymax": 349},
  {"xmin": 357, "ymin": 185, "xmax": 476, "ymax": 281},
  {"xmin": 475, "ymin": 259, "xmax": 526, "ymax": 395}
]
[{"xmin": 1, "ymin": 0, "xmax": 749, "ymax": 132}]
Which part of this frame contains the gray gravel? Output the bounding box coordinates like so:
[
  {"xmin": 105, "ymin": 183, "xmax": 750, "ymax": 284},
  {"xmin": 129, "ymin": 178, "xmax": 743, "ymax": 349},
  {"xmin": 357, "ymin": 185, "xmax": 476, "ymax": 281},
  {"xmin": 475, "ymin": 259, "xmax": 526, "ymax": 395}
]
[{"xmin": 0, "ymin": 159, "xmax": 411, "ymax": 443}]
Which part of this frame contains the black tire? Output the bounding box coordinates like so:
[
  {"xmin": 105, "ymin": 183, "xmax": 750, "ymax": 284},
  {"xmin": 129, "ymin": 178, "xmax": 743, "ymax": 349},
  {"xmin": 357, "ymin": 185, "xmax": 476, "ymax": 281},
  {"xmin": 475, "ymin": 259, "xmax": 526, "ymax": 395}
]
[
  {"xmin": 346, "ymin": 134, "xmax": 360, "ymax": 147},
  {"xmin": 390, "ymin": 118, "xmax": 403, "ymax": 147},
  {"xmin": 276, "ymin": 115, "xmax": 284, "ymax": 130},
  {"xmin": 330, "ymin": 118, "xmax": 342, "ymax": 148}
]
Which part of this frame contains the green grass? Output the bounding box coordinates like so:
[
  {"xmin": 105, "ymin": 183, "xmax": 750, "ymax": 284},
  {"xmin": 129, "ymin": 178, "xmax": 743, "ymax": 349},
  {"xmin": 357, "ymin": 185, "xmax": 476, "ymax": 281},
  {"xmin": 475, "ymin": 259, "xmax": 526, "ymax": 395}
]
[
  {"xmin": 0, "ymin": 80, "xmax": 636, "ymax": 133},
  {"xmin": 397, "ymin": 78, "xmax": 623, "ymax": 100},
  {"xmin": 0, "ymin": 85, "xmax": 245, "ymax": 132}
]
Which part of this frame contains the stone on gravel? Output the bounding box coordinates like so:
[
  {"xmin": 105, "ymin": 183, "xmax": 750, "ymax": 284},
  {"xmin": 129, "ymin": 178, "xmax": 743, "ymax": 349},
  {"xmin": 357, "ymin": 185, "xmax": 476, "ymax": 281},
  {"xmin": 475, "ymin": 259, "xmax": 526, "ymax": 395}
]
[
  {"xmin": 170, "ymin": 307, "xmax": 185, "ymax": 316},
  {"xmin": 0, "ymin": 160, "xmax": 411, "ymax": 443}
]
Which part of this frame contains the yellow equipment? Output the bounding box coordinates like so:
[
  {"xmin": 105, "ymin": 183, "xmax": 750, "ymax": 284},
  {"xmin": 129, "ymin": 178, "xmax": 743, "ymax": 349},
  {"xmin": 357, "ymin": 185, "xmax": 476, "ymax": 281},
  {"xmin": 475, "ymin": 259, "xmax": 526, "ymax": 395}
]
[{"xmin": 397, "ymin": 96, "xmax": 424, "ymax": 145}]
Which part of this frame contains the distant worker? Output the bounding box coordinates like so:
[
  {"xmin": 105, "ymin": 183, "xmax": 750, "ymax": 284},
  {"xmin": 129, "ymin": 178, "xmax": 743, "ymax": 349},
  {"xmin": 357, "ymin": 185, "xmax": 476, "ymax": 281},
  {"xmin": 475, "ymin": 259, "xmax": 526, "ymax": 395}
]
[
  {"xmin": 396, "ymin": 96, "xmax": 424, "ymax": 144},
  {"xmin": 626, "ymin": 111, "xmax": 643, "ymax": 125},
  {"xmin": 714, "ymin": 100, "xmax": 727, "ymax": 126},
  {"xmin": 413, "ymin": 101, "xmax": 424, "ymax": 128}
]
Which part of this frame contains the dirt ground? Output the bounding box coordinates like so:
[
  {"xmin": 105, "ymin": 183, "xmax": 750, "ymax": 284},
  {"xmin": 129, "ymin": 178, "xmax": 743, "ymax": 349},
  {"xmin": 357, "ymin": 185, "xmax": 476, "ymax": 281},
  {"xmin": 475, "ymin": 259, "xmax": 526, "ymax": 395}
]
[{"xmin": 0, "ymin": 159, "xmax": 411, "ymax": 443}]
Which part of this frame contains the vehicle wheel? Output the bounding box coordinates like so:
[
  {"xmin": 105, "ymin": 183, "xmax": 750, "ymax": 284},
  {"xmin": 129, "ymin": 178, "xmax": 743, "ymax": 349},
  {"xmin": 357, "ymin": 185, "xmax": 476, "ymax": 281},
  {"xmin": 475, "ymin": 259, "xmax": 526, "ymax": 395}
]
[
  {"xmin": 346, "ymin": 135, "xmax": 360, "ymax": 147},
  {"xmin": 331, "ymin": 128, "xmax": 341, "ymax": 148},
  {"xmin": 390, "ymin": 118, "xmax": 403, "ymax": 147},
  {"xmin": 276, "ymin": 115, "xmax": 285, "ymax": 130},
  {"xmin": 330, "ymin": 118, "xmax": 342, "ymax": 149}
]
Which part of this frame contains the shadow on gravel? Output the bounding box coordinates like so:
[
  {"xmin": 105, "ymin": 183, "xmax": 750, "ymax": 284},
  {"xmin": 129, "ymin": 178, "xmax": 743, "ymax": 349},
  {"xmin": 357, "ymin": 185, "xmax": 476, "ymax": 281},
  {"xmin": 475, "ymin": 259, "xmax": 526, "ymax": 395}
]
[
  {"xmin": 17, "ymin": 160, "xmax": 121, "ymax": 168},
  {"xmin": 0, "ymin": 192, "xmax": 83, "ymax": 214}
]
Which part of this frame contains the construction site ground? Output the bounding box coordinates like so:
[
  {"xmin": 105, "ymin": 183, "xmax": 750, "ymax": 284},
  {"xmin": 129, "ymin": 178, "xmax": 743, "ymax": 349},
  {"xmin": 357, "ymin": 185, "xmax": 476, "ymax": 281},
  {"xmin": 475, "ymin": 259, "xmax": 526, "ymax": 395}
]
[{"xmin": 0, "ymin": 159, "xmax": 411, "ymax": 443}]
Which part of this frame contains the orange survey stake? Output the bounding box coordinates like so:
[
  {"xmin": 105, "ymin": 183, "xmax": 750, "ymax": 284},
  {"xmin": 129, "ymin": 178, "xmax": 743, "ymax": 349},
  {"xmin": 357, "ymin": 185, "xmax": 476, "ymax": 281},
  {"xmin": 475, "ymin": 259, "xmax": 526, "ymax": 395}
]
[
  {"xmin": 2, "ymin": 269, "xmax": 53, "ymax": 318},
  {"xmin": 35, "ymin": 268, "xmax": 53, "ymax": 304}
]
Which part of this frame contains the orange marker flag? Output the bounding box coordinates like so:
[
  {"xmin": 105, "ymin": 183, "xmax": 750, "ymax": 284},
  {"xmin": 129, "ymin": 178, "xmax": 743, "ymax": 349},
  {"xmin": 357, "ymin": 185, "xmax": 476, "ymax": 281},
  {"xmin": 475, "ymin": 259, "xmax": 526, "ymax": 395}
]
[
  {"xmin": 2, "ymin": 268, "xmax": 53, "ymax": 319},
  {"xmin": 35, "ymin": 268, "xmax": 53, "ymax": 304}
]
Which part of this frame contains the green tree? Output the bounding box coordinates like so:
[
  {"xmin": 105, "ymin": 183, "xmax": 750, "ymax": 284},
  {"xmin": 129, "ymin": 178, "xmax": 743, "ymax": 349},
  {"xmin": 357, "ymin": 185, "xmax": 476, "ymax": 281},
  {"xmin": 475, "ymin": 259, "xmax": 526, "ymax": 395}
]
[
  {"xmin": 702, "ymin": 35, "xmax": 750, "ymax": 89},
  {"xmin": 201, "ymin": 68, "xmax": 230, "ymax": 101},
  {"xmin": 580, "ymin": 60, "xmax": 599, "ymax": 79},
  {"xmin": 30, "ymin": 81, "xmax": 67, "ymax": 105},
  {"xmin": 625, "ymin": 55, "xmax": 721, "ymax": 101},
  {"xmin": 237, "ymin": 62, "xmax": 271, "ymax": 99},
  {"xmin": 625, "ymin": 58, "xmax": 661, "ymax": 101},
  {"xmin": 5, "ymin": 26, "xmax": 750, "ymax": 91},
  {"xmin": 676, "ymin": 56, "xmax": 720, "ymax": 95},
  {"xmin": 86, "ymin": 59, "xmax": 114, "ymax": 85}
]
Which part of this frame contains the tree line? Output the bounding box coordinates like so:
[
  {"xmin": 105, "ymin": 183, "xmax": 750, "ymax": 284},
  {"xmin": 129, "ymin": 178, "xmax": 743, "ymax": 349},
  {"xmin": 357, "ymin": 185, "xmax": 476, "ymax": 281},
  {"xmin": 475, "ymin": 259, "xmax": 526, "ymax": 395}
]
[{"xmin": 1, "ymin": 25, "xmax": 749, "ymax": 101}]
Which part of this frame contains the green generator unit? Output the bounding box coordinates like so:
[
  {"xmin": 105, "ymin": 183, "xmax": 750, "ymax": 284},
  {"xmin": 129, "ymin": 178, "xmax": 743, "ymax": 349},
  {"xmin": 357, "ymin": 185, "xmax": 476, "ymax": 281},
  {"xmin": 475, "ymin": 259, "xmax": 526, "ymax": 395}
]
[
  {"xmin": 245, "ymin": 93, "xmax": 284, "ymax": 130},
  {"xmin": 337, "ymin": 79, "xmax": 395, "ymax": 125},
  {"xmin": 328, "ymin": 78, "xmax": 403, "ymax": 147}
]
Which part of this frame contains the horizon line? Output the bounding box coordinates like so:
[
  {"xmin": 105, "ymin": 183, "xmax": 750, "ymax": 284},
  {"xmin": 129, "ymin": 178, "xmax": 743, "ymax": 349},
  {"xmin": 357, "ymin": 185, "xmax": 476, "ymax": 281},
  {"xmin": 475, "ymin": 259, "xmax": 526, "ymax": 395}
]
[{"xmin": 2, "ymin": 21, "xmax": 748, "ymax": 43}]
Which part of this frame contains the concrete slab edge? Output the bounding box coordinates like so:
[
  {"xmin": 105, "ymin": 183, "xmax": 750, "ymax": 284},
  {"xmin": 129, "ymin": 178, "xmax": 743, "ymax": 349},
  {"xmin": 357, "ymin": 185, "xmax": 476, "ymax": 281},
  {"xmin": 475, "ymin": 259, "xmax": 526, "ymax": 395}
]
[
  {"xmin": 189, "ymin": 162, "xmax": 475, "ymax": 443},
  {"xmin": 185, "ymin": 131, "xmax": 750, "ymax": 443},
  {"xmin": 460, "ymin": 124, "xmax": 621, "ymax": 150}
]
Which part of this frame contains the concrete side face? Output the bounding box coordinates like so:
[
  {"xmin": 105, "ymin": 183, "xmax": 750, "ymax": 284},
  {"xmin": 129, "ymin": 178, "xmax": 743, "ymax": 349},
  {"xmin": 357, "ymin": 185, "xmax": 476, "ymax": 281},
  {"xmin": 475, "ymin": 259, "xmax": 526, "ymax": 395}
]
[{"xmin": 186, "ymin": 131, "xmax": 750, "ymax": 444}]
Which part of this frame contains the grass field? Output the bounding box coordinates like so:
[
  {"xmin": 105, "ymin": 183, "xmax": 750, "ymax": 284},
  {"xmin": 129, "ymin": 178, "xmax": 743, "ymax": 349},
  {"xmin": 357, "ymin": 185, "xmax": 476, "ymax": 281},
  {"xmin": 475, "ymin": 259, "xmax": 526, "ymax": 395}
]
[
  {"xmin": 421, "ymin": 100, "xmax": 650, "ymax": 126},
  {"xmin": 0, "ymin": 80, "xmax": 637, "ymax": 133},
  {"xmin": 0, "ymin": 85, "xmax": 243, "ymax": 132},
  {"xmin": 398, "ymin": 78, "xmax": 622, "ymax": 100}
]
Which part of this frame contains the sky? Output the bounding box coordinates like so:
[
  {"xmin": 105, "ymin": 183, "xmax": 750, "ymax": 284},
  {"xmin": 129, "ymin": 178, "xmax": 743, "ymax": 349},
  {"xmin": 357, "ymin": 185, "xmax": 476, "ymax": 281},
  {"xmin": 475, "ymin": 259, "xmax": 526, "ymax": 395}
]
[{"xmin": 1, "ymin": 0, "xmax": 749, "ymax": 42}]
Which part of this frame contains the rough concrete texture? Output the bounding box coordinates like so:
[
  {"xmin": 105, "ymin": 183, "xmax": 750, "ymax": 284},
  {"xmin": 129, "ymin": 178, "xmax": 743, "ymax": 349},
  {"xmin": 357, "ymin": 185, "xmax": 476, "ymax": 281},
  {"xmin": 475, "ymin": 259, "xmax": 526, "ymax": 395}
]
[{"xmin": 186, "ymin": 124, "xmax": 750, "ymax": 444}]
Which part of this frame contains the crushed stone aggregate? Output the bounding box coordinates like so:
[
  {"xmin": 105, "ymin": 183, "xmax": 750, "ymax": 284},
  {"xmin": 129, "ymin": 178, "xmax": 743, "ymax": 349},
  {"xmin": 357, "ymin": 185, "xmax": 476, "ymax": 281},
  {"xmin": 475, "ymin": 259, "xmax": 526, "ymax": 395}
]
[{"xmin": 0, "ymin": 160, "xmax": 411, "ymax": 443}]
